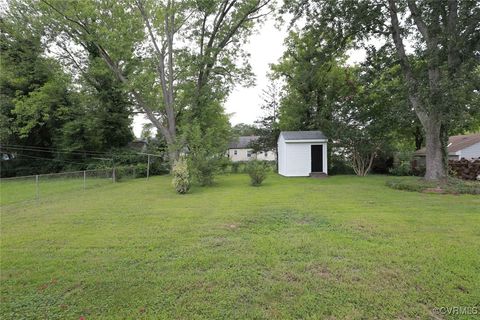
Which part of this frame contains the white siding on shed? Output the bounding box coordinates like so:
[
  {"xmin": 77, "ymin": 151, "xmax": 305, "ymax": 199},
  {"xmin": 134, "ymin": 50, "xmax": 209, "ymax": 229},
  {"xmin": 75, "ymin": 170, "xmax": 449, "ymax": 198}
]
[
  {"xmin": 278, "ymin": 132, "xmax": 328, "ymax": 177},
  {"xmin": 278, "ymin": 134, "xmax": 287, "ymax": 175}
]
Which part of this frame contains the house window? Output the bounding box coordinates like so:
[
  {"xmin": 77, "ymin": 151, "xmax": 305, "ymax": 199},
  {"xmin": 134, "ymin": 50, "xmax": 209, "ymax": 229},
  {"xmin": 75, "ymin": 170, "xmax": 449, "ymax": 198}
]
[
  {"xmin": 234, "ymin": 150, "xmax": 238, "ymax": 155},
  {"xmin": 247, "ymin": 151, "xmax": 252, "ymax": 157}
]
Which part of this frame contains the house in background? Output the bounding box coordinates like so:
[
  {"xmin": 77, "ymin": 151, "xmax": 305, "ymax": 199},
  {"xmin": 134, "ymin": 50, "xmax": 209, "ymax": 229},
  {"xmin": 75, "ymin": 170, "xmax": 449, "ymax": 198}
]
[
  {"xmin": 227, "ymin": 136, "xmax": 276, "ymax": 162},
  {"xmin": 128, "ymin": 139, "xmax": 148, "ymax": 152},
  {"xmin": 278, "ymin": 131, "xmax": 328, "ymax": 177},
  {"xmin": 413, "ymin": 133, "xmax": 480, "ymax": 167}
]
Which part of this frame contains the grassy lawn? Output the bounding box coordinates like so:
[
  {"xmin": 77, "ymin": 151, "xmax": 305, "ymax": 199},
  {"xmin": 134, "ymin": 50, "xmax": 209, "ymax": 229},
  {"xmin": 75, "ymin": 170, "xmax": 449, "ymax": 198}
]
[
  {"xmin": 1, "ymin": 174, "xmax": 479, "ymax": 319},
  {"xmin": 0, "ymin": 175, "xmax": 114, "ymax": 206}
]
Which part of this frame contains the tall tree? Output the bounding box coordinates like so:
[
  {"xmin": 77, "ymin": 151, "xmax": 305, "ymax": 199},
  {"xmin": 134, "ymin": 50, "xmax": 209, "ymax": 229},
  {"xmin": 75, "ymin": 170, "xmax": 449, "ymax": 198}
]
[
  {"xmin": 232, "ymin": 123, "xmax": 257, "ymax": 136},
  {"xmin": 20, "ymin": 0, "xmax": 272, "ymax": 164},
  {"xmin": 282, "ymin": 0, "xmax": 480, "ymax": 180},
  {"xmin": 0, "ymin": 17, "xmax": 75, "ymax": 175},
  {"xmin": 58, "ymin": 46, "xmax": 134, "ymax": 153},
  {"xmin": 253, "ymin": 81, "xmax": 281, "ymax": 159}
]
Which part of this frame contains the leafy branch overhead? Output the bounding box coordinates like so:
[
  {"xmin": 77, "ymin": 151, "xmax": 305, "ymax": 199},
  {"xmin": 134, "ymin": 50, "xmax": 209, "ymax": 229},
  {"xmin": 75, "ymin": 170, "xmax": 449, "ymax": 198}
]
[{"xmin": 24, "ymin": 0, "xmax": 272, "ymax": 162}]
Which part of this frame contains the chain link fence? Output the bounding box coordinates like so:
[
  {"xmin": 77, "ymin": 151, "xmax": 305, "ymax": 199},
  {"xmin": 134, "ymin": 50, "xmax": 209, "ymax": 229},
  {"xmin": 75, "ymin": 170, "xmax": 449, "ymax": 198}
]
[{"xmin": 0, "ymin": 167, "xmax": 150, "ymax": 206}]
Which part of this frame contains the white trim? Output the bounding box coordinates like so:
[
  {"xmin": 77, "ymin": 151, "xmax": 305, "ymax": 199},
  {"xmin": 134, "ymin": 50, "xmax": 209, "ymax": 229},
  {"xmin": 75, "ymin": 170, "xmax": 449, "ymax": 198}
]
[{"xmin": 285, "ymin": 139, "xmax": 328, "ymax": 143}]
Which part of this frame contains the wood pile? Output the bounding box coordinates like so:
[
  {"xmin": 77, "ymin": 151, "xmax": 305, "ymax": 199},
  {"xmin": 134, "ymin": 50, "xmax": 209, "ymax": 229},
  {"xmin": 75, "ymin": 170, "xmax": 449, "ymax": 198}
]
[{"xmin": 449, "ymin": 158, "xmax": 480, "ymax": 180}]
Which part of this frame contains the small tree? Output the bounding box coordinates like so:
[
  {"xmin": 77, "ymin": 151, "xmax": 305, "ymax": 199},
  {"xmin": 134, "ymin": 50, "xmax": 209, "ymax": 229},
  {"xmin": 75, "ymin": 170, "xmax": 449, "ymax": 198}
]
[
  {"xmin": 254, "ymin": 81, "xmax": 282, "ymax": 166},
  {"xmin": 172, "ymin": 157, "xmax": 190, "ymax": 194},
  {"xmin": 184, "ymin": 121, "xmax": 230, "ymax": 186},
  {"xmin": 247, "ymin": 160, "xmax": 268, "ymax": 186}
]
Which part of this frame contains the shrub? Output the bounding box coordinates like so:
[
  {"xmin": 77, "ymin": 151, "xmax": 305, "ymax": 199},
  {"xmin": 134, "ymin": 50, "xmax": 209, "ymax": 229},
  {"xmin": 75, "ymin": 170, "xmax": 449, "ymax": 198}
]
[
  {"xmin": 133, "ymin": 163, "xmax": 148, "ymax": 178},
  {"xmin": 193, "ymin": 158, "xmax": 216, "ymax": 186},
  {"xmin": 386, "ymin": 177, "xmax": 480, "ymax": 195},
  {"xmin": 172, "ymin": 157, "xmax": 190, "ymax": 194},
  {"xmin": 113, "ymin": 166, "xmax": 127, "ymax": 181},
  {"xmin": 247, "ymin": 160, "xmax": 268, "ymax": 186},
  {"xmin": 231, "ymin": 162, "xmax": 240, "ymax": 173},
  {"xmin": 328, "ymin": 153, "xmax": 354, "ymax": 175},
  {"xmin": 389, "ymin": 151, "xmax": 413, "ymax": 176},
  {"xmin": 389, "ymin": 161, "xmax": 412, "ymax": 176}
]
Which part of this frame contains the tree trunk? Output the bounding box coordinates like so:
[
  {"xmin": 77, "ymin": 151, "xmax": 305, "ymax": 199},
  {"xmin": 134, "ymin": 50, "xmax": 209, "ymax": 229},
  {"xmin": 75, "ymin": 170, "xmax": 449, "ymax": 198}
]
[
  {"xmin": 424, "ymin": 117, "xmax": 446, "ymax": 180},
  {"xmin": 388, "ymin": 0, "xmax": 448, "ymax": 181},
  {"xmin": 414, "ymin": 125, "xmax": 423, "ymax": 150}
]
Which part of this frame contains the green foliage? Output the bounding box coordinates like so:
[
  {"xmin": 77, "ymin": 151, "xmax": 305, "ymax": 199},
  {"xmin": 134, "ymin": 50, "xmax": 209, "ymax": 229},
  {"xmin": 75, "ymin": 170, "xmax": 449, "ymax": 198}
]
[
  {"xmin": 389, "ymin": 152, "xmax": 413, "ymax": 176},
  {"xmin": 113, "ymin": 164, "xmax": 149, "ymax": 182},
  {"xmin": 328, "ymin": 153, "xmax": 354, "ymax": 175},
  {"xmin": 232, "ymin": 123, "xmax": 257, "ymax": 136},
  {"xmin": 231, "ymin": 161, "xmax": 240, "ymax": 173},
  {"xmin": 171, "ymin": 157, "xmax": 190, "ymax": 194},
  {"xmin": 253, "ymin": 81, "xmax": 281, "ymax": 158},
  {"xmin": 0, "ymin": 10, "xmax": 134, "ymax": 177},
  {"xmin": 281, "ymin": 0, "xmax": 480, "ymax": 180},
  {"xmin": 386, "ymin": 177, "xmax": 480, "ymax": 195},
  {"xmin": 246, "ymin": 160, "xmax": 268, "ymax": 186},
  {"xmin": 274, "ymin": 37, "xmax": 394, "ymax": 176},
  {"xmin": 183, "ymin": 100, "xmax": 231, "ymax": 186}
]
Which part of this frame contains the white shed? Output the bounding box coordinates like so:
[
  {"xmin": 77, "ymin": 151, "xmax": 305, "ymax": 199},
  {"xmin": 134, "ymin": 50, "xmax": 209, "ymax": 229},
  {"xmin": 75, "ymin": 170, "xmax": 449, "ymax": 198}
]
[{"xmin": 278, "ymin": 131, "xmax": 328, "ymax": 177}]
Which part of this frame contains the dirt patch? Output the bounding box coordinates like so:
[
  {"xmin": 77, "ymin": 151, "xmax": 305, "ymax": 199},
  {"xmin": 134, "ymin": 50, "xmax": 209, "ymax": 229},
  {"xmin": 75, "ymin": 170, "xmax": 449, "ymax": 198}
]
[
  {"xmin": 306, "ymin": 264, "xmax": 332, "ymax": 279},
  {"xmin": 423, "ymin": 187, "xmax": 446, "ymax": 194},
  {"xmin": 284, "ymin": 272, "xmax": 301, "ymax": 282},
  {"xmin": 456, "ymin": 285, "xmax": 469, "ymax": 293},
  {"xmin": 222, "ymin": 223, "xmax": 240, "ymax": 230},
  {"xmin": 37, "ymin": 278, "xmax": 58, "ymax": 292}
]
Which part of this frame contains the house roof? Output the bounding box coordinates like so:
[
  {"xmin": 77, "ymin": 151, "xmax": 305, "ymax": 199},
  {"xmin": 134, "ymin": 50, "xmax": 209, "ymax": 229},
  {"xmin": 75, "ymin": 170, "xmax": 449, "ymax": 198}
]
[
  {"xmin": 280, "ymin": 131, "xmax": 327, "ymax": 141},
  {"xmin": 229, "ymin": 136, "xmax": 259, "ymax": 149},
  {"xmin": 414, "ymin": 133, "xmax": 480, "ymax": 156}
]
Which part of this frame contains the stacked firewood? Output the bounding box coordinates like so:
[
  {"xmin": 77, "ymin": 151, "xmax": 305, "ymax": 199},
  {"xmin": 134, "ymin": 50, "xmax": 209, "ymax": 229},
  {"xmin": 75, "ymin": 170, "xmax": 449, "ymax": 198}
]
[{"xmin": 449, "ymin": 158, "xmax": 480, "ymax": 180}]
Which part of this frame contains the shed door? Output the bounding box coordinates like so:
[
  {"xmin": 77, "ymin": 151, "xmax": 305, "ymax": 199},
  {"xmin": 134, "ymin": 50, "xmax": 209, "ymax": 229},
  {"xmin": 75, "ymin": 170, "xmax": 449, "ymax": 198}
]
[{"xmin": 311, "ymin": 145, "xmax": 323, "ymax": 172}]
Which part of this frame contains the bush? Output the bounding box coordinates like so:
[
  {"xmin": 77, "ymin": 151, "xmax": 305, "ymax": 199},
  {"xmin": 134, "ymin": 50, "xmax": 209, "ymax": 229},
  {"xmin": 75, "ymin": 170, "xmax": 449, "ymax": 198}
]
[
  {"xmin": 193, "ymin": 159, "xmax": 216, "ymax": 186},
  {"xmin": 247, "ymin": 160, "xmax": 268, "ymax": 186},
  {"xmin": 231, "ymin": 162, "xmax": 240, "ymax": 173},
  {"xmin": 328, "ymin": 153, "xmax": 354, "ymax": 175},
  {"xmin": 389, "ymin": 151, "xmax": 413, "ymax": 176},
  {"xmin": 386, "ymin": 177, "xmax": 480, "ymax": 195},
  {"xmin": 389, "ymin": 161, "xmax": 412, "ymax": 176},
  {"xmin": 113, "ymin": 164, "xmax": 148, "ymax": 181},
  {"xmin": 172, "ymin": 157, "xmax": 190, "ymax": 194},
  {"xmin": 113, "ymin": 166, "xmax": 127, "ymax": 181},
  {"xmin": 133, "ymin": 163, "xmax": 148, "ymax": 178}
]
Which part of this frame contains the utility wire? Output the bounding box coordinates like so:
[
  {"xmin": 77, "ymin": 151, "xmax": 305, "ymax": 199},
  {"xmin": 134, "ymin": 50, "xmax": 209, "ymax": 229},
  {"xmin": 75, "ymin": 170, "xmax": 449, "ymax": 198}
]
[
  {"xmin": 0, "ymin": 152, "xmax": 88, "ymax": 166},
  {"xmin": 1, "ymin": 144, "xmax": 107, "ymax": 155},
  {"xmin": 1, "ymin": 146, "xmax": 112, "ymax": 157},
  {"xmin": 1, "ymin": 145, "xmax": 163, "ymax": 158}
]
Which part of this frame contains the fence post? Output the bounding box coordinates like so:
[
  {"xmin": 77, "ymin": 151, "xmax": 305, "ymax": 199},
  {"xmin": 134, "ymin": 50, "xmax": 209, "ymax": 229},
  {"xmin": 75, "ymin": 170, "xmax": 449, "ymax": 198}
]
[
  {"xmin": 83, "ymin": 170, "xmax": 86, "ymax": 191},
  {"xmin": 35, "ymin": 175, "xmax": 39, "ymax": 201},
  {"xmin": 147, "ymin": 154, "xmax": 150, "ymax": 180},
  {"xmin": 112, "ymin": 167, "xmax": 116, "ymax": 183}
]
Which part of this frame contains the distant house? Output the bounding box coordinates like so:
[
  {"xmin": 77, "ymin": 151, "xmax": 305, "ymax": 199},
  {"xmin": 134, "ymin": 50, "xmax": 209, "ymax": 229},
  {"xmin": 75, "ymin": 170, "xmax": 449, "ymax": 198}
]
[
  {"xmin": 278, "ymin": 131, "xmax": 328, "ymax": 177},
  {"xmin": 413, "ymin": 133, "xmax": 480, "ymax": 166},
  {"xmin": 128, "ymin": 139, "xmax": 148, "ymax": 152},
  {"xmin": 227, "ymin": 136, "xmax": 276, "ymax": 162}
]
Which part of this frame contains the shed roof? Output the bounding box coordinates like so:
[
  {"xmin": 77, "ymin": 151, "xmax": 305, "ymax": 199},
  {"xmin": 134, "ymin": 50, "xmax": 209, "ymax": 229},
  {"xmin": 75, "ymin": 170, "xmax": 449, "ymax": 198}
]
[
  {"xmin": 280, "ymin": 131, "xmax": 327, "ymax": 141},
  {"xmin": 414, "ymin": 133, "xmax": 480, "ymax": 156},
  {"xmin": 229, "ymin": 136, "xmax": 259, "ymax": 149}
]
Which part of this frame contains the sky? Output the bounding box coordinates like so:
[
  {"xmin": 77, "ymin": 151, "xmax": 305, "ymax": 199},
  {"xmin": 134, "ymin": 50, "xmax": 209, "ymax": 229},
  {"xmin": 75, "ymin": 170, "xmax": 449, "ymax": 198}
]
[{"xmin": 133, "ymin": 15, "xmax": 370, "ymax": 138}]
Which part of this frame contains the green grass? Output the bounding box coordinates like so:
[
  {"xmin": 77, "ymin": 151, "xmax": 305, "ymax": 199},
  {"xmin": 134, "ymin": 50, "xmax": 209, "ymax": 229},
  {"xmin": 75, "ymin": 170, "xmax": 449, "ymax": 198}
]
[
  {"xmin": 1, "ymin": 174, "xmax": 479, "ymax": 319},
  {"xmin": 0, "ymin": 176, "xmax": 113, "ymax": 205}
]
